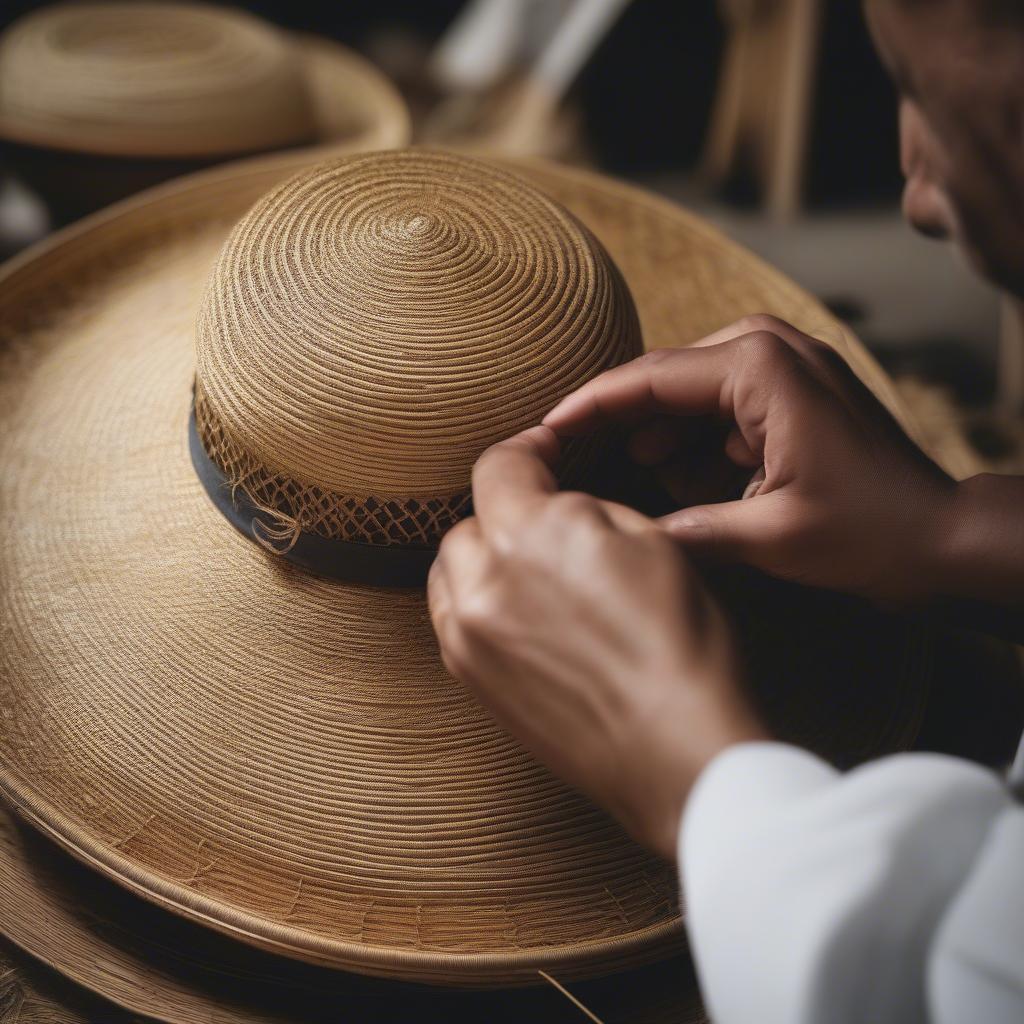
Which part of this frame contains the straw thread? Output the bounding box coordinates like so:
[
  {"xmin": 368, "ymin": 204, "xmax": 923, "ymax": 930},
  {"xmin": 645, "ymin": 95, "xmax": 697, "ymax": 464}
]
[{"xmin": 539, "ymin": 971, "xmax": 608, "ymax": 1023}]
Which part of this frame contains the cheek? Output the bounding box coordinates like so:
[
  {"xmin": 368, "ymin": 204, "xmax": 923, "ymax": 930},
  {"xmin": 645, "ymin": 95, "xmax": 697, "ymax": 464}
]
[{"xmin": 935, "ymin": 126, "xmax": 1024, "ymax": 293}]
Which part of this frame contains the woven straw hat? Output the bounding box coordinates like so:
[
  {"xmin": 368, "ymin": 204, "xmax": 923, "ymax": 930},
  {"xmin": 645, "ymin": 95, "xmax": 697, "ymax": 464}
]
[
  {"xmin": 0, "ymin": 146, "xmax": 929, "ymax": 988},
  {"xmin": 0, "ymin": 2, "xmax": 409, "ymax": 157},
  {"xmin": 0, "ymin": 804, "xmax": 708, "ymax": 1022},
  {"xmin": 0, "ymin": 2, "xmax": 410, "ymax": 220}
]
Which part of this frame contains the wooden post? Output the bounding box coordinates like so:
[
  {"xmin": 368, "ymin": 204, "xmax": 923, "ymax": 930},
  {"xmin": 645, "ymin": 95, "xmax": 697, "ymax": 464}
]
[
  {"xmin": 767, "ymin": 0, "xmax": 821, "ymax": 219},
  {"xmin": 701, "ymin": 0, "xmax": 823, "ymax": 220}
]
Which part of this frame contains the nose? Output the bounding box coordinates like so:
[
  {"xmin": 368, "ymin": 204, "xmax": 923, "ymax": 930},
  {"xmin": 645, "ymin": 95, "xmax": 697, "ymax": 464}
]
[
  {"xmin": 903, "ymin": 178, "xmax": 952, "ymax": 240},
  {"xmin": 899, "ymin": 98, "xmax": 954, "ymax": 241}
]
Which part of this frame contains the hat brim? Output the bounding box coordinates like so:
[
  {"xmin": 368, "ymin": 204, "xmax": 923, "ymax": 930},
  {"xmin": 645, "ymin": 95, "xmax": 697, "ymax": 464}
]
[
  {"xmin": 0, "ymin": 35, "xmax": 410, "ymax": 159},
  {"xmin": 0, "ymin": 149, "xmax": 928, "ymax": 986},
  {"xmin": 0, "ymin": 804, "xmax": 709, "ymax": 1022}
]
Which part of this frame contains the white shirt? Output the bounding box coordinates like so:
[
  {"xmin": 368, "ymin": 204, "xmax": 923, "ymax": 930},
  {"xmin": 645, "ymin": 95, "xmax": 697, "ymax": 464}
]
[{"xmin": 680, "ymin": 737, "xmax": 1024, "ymax": 1022}]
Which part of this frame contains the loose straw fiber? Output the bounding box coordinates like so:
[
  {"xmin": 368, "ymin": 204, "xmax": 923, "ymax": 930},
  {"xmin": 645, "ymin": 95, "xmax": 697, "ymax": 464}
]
[
  {"xmin": 0, "ymin": 947, "xmax": 94, "ymax": 1024},
  {"xmin": 0, "ymin": 3, "xmax": 411, "ymax": 158},
  {"xmin": 0, "ymin": 148, "xmax": 928, "ymax": 986}
]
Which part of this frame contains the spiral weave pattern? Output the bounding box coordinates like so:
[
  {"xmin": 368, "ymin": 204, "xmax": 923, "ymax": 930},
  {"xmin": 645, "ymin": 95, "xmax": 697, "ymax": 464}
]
[
  {"xmin": 195, "ymin": 150, "xmax": 642, "ymax": 545},
  {"xmin": 0, "ymin": 151, "xmax": 928, "ymax": 984},
  {"xmin": 0, "ymin": 2, "xmax": 315, "ymax": 157}
]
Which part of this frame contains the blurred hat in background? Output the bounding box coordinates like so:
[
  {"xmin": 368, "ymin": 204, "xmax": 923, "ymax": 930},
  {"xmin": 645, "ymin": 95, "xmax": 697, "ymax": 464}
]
[{"xmin": 0, "ymin": 1, "xmax": 410, "ymax": 223}]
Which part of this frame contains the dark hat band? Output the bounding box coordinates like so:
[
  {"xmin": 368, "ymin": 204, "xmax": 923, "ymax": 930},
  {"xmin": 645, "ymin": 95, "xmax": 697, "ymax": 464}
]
[{"xmin": 188, "ymin": 408, "xmax": 438, "ymax": 587}]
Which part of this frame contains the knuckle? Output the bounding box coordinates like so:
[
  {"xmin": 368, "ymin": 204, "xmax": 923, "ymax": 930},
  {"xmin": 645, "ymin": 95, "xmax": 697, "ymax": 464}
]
[
  {"xmin": 453, "ymin": 584, "xmax": 501, "ymax": 635},
  {"xmin": 734, "ymin": 313, "xmax": 788, "ymax": 336},
  {"xmin": 550, "ymin": 491, "xmax": 599, "ymax": 517},
  {"xmin": 579, "ymin": 520, "xmax": 619, "ymax": 558},
  {"xmin": 439, "ymin": 517, "xmax": 473, "ymax": 549},
  {"xmin": 536, "ymin": 493, "xmax": 602, "ymax": 536},
  {"xmin": 740, "ymin": 329, "xmax": 791, "ymax": 368},
  {"xmin": 636, "ymin": 347, "xmax": 675, "ymax": 366},
  {"xmin": 438, "ymin": 633, "xmax": 472, "ymax": 681}
]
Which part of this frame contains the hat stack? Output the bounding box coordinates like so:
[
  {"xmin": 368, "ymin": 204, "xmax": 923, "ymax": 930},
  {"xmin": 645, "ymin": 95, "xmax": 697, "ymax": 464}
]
[
  {"xmin": 0, "ymin": 2, "xmax": 410, "ymax": 222},
  {"xmin": 0, "ymin": 145, "xmax": 930, "ymax": 1021}
]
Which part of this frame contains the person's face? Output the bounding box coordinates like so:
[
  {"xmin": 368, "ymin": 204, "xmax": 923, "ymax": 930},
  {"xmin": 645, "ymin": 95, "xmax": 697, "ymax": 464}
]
[{"xmin": 865, "ymin": 0, "xmax": 1024, "ymax": 297}]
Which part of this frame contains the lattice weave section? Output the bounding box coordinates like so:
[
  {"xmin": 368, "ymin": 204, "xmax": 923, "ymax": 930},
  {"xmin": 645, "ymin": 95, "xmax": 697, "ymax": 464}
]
[
  {"xmin": 194, "ymin": 384, "xmax": 607, "ymax": 549},
  {"xmin": 194, "ymin": 150, "xmax": 642, "ymax": 499},
  {"xmin": 192, "ymin": 149, "xmax": 643, "ymax": 551},
  {"xmin": 194, "ymin": 384, "xmax": 472, "ymax": 548}
]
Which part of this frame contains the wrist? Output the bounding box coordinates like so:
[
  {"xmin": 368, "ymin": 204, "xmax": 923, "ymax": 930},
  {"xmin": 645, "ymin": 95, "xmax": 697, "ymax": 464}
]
[
  {"xmin": 929, "ymin": 473, "xmax": 1024, "ymax": 608},
  {"xmin": 636, "ymin": 687, "xmax": 768, "ymax": 860}
]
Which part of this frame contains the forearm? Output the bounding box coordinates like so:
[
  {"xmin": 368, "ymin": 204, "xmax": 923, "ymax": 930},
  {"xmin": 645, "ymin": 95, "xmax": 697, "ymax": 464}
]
[{"xmin": 927, "ymin": 473, "xmax": 1024, "ymax": 641}]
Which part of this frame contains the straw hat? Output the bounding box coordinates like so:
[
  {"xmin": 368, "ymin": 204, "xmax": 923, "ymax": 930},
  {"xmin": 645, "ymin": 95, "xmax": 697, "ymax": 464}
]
[
  {"xmin": 0, "ymin": 805, "xmax": 709, "ymax": 1023},
  {"xmin": 0, "ymin": 146, "xmax": 928, "ymax": 988},
  {"xmin": 0, "ymin": 2, "xmax": 410, "ymax": 219}
]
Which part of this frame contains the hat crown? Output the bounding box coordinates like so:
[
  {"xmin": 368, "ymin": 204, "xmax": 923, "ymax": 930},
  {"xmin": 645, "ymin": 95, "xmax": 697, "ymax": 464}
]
[
  {"xmin": 0, "ymin": 2, "xmax": 314, "ymax": 155},
  {"xmin": 195, "ymin": 151, "xmax": 642, "ymax": 509}
]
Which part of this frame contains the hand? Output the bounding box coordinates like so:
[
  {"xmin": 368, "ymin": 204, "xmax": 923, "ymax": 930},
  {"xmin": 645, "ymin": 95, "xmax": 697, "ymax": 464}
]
[
  {"xmin": 544, "ymin": 315, "xmax": 957, "ymax": 608},
  {"xmin": 428, "ymin": 426, "xmax": 767, "ymax": 860}
]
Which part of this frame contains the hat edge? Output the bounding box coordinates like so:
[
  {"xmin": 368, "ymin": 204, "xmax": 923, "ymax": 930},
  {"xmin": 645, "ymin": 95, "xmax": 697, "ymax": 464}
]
[
  {"xmin": 0, "ymin": 780, "xmax": 685, "ymax": 988},
  {"xmin": 0, "ymin": 35, "xmax": 409, "ymax": 160}
]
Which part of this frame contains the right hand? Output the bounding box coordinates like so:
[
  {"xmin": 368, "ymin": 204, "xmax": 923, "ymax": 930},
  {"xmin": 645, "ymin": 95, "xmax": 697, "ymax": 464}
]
[{"xmin": 543, "ymin": 315, "xmax": 957, "ymax": 608}]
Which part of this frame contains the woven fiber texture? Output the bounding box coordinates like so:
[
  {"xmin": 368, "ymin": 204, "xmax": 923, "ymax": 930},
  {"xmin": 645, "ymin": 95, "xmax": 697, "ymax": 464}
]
[
  {"xmin": 194, "ymin": 150, "xmax": 639, "ymax": 548},
  {"xmin": 0, "ymin": 2, "xmax": 316, "ymax": 157},
  {"xmin": 0, "ymin": 148, "xmax": 928, "ymax": 986},
  {"xmin": 193, "ymin": 385, "xmax": 474, "ymax": 549},
  {"xmin": 0, "ymin": 14, "xmax": 411, "ymax": 225},
  {"xmin": 0, "ymin": 949, "xmax": 94, "ymax": 1024},
  {"xmin": 0, "ymin": 807, "xmax": 708, "ymax": 1024}
]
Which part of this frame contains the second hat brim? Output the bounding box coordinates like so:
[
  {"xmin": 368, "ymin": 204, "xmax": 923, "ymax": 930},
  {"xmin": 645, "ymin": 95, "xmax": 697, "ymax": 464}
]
[
  {"xmin": 0, "ymin": 34, "xmax": 410, "ymax": 159},
  {"xmin": 0, "ymin": 804, "xmax": 709, "ymax": 1023}
]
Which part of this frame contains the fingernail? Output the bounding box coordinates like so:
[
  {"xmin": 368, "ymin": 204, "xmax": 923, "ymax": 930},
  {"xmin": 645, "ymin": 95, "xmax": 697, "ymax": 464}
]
[{"xmin": 667, "ymin": 510, "xmax": 708, "ymax": 541}]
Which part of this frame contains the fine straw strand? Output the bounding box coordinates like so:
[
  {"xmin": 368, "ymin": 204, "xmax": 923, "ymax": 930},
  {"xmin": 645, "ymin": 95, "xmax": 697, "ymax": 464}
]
[{"xmin": 538, "ymin": 971, "xmax": 608, "ymax": 1024}]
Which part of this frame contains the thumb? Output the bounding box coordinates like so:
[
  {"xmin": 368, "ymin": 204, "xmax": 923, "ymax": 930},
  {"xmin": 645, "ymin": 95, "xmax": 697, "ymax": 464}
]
[{"xmin": 657, "ymin": 493, "xmax": 781, "ymax": 563}]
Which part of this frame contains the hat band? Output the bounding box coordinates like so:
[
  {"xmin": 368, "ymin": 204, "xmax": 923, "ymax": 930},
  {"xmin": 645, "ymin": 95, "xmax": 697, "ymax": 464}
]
[{"xmin": 188, "ymin": 408, "xmax": 438, "ymax": 587}]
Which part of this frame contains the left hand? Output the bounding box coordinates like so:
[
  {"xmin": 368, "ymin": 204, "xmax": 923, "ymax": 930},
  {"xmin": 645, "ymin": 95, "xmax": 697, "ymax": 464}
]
[{"xmin": 428, "ymin": 425, "xmax": 767, "ymax": 860}]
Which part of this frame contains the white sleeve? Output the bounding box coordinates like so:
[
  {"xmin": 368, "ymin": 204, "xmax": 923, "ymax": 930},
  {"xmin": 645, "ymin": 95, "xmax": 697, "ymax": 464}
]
[{"xmin": 679, "ymin": 742, "xmax": 1019, "ymax": 1024}]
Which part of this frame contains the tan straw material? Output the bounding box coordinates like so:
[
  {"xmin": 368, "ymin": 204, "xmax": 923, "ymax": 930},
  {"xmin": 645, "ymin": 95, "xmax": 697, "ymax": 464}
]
[
  {"xmin": 0, "ymin": 2, "xmax": 409, "ymax": 158},
  {"xmin": 0, "ymin": 3, "xmax": 410, "ymax": 223},
  {"xmin": 194, "ymin": 152, "xmax": 639, "ymax": 547},
  {"xmin": 0, "ymin": 948, "xmax": 95, "ymax": 1024},
  {"xmin": 0, "ymin": 146, "xmax": 928, "ymax": 986},
  {"xmin": 0, "ymin": 805, "xmax": 708, "ymax": 1023}
]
